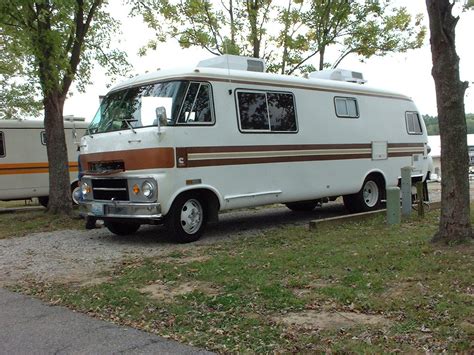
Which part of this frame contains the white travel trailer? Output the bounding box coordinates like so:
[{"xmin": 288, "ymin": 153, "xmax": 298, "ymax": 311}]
[
  {"xmin": 79, "ymin": 55, "xmax": 430, "ymax": 242},
  {"xmin": 0, "ymin": 117, "xmax": 88, "ymax": 206}
]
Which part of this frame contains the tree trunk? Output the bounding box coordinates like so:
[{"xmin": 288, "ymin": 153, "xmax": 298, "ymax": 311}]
[
  {"xmin": 319, "ymin": 45, "xmax": 326, "ymax": 71},
  {"xmin": 43, "ymin": 92, "xmax": 73, "ymax": 215},
  {"xmin": 426, "ymin": 0, "xmax": 472, "ymax": 243}
]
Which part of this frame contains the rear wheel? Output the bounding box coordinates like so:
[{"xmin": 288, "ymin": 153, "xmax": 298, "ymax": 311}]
[
  {"xmin": 105, "ymin": 221, "xmax": 140, "ymax": 236},
  {"xmin": 343, "ymin": 175, "xmax": 383, "ymax": 213},
  {"xmin": 285, "ymin": 201, "xmax": 318, "ymax": 211},
  {"xmin": 166, "ymin": 193, "xmax": 207, "ymax": 243}
]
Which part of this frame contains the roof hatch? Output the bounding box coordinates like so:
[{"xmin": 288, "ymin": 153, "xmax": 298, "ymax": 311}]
[
  {"xmin": 309, "ymin": 69, "xmax": 366, "ymax": 84},
  {"xmin": 197, "ymin": 55, "xmax": 266, "ymax": 72}
]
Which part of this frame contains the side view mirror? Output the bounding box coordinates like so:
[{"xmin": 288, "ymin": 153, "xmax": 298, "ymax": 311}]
[{"xmin": 155, "ymin": 106, "xmax": 167, "ymax": 135}]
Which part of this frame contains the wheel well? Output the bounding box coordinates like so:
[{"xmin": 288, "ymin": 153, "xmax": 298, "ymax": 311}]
[{"xmin": 175, "ymin": 189, "xmax": 220, "ymax": 223}]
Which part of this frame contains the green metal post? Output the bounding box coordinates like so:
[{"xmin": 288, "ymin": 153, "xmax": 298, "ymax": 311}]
[
  {"xmin": 386, "ymin": 186, "xmax": 401, "ymax": 225},
  {"xmin": 401, "ymin": 166, "xmax": 412, "ymax": 216}
]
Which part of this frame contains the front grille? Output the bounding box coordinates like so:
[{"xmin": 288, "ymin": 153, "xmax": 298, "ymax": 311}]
[
  {"xmin": 89, "ymin": 160, "xmax": 124, "ymax": 173},
  {"xmin": 92, "ymin": 179, "xmax": 129, "ymax": 201}
]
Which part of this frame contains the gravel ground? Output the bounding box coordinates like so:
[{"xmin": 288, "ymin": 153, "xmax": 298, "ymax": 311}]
[{"xmin": 0, "ymin": 182, "xmax": 469, "ymax": 287}]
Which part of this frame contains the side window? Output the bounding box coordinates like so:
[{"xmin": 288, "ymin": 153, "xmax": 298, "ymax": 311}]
[
  {"xmin": 237, "ymin": 90, "xmax": 297, "ymax": 133},
  {"xmin": 40, "ymin": 131, "xmax": 47, "ymax": 145},
  {"xmin": 177, "ymin": 82, "xmax": 213, "ymax": 124},
  {"xmin": 237, "ymin": 92, "xmax": 269, "ymax": 130},
  {"xmin": 0, "ymin": 131, "xmax": 5, "ymax": 157},
  {"xmin": 406, "ymin": 112, "xmax": 422, "ymax": 134},
  {"xmin": 334, "ymin": 97, "xmax": 359, "ymax": 118}
]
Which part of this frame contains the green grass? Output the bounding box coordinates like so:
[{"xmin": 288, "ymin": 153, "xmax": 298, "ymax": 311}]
[
  {"xmin": 0, "ymin": 210, "xmax": 83, "ymax": 239},
  {"xmin": 14, "ymin": 210, "xmax": 474, "ymax": 353}
]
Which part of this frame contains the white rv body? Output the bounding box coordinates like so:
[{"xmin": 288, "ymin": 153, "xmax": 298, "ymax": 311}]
[
  {"xmin": 0, "ymin": 118, "xmax": 88, "ymax": 205},
  {"xmin": 79, "ymin": 56, "xmax": 430, "ymax": 241}
]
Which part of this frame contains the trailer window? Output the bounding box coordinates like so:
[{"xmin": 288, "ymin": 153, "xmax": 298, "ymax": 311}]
[
  {"xmin": 0, "ymin": 131, "xmax": 4, "ymax": 157},
  {"xmin": 334, "ymin": 97, "xmax": 359, "ymax": 118},
  {"xmin": 40, "ymin": 131, "xmax": 47, "ymax": 145},
  {"xmin": 236, "ymin": 91, "xmax": 297, "ymax": 132},
  {"xmin": 406, "ymin": 112, "xmax": 422, "ymax": 134},
  {"xmin": 177, "ymin": 82, "xmax": 214, "ymax": 124}
]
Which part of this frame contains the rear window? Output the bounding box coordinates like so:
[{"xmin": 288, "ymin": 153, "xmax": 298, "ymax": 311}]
[
  {"xmin": 406, "ymin": 112, "xmax": 422, "ymax": 134},
  {"xmin": 0, "ymin": 131, "xmax": 4, "ymax": 157}
]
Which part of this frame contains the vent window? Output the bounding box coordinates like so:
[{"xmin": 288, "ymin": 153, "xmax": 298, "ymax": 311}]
[
  {"xmin": 177, "ymin": 82, "xmax": 213, "ymax": 124},
  {"xmin": 334, "ymin": 97, "xmax": 359, "ymax": 118},
  {"xmin": 0, "ymin": 131, "xmax": 5, "ymax": 157},
  {"xmin": 406, "ymin": 112, "xmax": 422, "ymax": 135}
]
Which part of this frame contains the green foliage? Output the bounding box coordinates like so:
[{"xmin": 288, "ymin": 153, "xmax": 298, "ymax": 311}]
[
  {"xmin": 132, "ymin": 0, "xmax": 425, "ymax": 74},
  {"xmin": 0, "ymin": 0, "xmax": 130, "ymax": 118},
  {"xmin": 424, "ymin": 113, "xmax": 474, "ymax": 135}
]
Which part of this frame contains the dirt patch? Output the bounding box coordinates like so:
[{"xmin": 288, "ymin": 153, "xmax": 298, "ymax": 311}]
[
  {"xmin": 140, "ymin": 280, "xmax": 219, "ymax": 300},
  {"xmin": 276, "ymin": 310, "xmax": 390, "ymax": 330},
  {"xmin": 383, "ymin": 280, "xmax": 430, "ymax": 299}
]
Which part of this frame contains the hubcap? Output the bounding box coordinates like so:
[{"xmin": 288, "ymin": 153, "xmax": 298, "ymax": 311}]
[
  {"xmin": 363, "ymin": 180, "xmax": 379, "ymax": 207},
  {"xmin": 180, "ymin": 199, "xmax": 203, "ymax": 234}
]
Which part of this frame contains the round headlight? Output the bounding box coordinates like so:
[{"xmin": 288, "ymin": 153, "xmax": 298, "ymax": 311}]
[
  {"xmin": 81, "ymin": 182, "xmax": 90, "ymax": 196},
  {"xmin": 142, "ymin": 181, "xmax": 154, "ymax": 198}
]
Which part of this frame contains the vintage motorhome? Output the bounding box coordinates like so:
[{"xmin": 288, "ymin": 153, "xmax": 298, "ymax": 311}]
[
  {"xmin": 79, "ymin": 55, "xmax": 430, "ymax": 242},
  {"xmin": 0, "ymin": 117, "xmax": 88, "ymax": 206}
]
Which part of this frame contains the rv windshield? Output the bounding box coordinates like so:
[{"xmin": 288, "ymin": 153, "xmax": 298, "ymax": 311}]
[{"xmin": 88, "ymin": 80, "xmax": 188, "ymax": 134}]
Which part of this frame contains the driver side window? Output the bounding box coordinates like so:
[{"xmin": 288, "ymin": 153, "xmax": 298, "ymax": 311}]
[{"xmin": 178, "ymin": 82, "xmax": 213, "ymax": 124}]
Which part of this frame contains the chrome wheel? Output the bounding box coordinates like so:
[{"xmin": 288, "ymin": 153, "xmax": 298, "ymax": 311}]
[
  {"xmin": 180, "ymin": 198, "xmax": 203, "ymax": 235},
  {"xmin": 363, "ymin": 180, "xmax": 379, "ymax": 208}
]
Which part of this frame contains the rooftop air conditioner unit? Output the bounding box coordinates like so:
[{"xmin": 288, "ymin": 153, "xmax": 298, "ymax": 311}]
[
  {"xmin": 308, "ymin": 69, "xmax": 367, "ymax": 84},
  {"xmin": 197, "ymin": 55, "xmax": 266, "ymax": 73}
]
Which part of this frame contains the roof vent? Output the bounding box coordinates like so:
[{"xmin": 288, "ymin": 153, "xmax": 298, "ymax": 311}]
[
  {"xmin": 197, "ymin": 55, "xmax": 266, "ymax": 72},
  {"xmin": 308, "ymin": 69, "xmax": 367, "ymax": 84}
]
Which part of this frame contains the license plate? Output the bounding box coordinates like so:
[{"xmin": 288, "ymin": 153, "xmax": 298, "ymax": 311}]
[{"xmin": 91, "ymin": 203, "xmax": 104, "ymax": 216}]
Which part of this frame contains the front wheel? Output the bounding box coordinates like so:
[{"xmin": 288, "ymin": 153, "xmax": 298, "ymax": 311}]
[
  {"xmin": 343, "ymin": 176, "xmax": 383, "ymax": 213},
  {"xmin": 166, "ymin": 193, "xmax": 207, "ymax": 243},
  {"xmin": 105, "ymin": 221, "xmax": 141, "ymax": 236}
]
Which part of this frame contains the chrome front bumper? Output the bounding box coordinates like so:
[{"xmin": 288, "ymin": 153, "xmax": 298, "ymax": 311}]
[{"xmin": 80, "ymin": 200, "xmax": 162, "ymax": 220}]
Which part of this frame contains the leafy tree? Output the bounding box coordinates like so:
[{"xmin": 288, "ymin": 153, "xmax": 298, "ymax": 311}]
[
  {"xmin": 133, "ymin": 0, "xmax": 425, "ymax": 75},
  {"xmin": 424, "ymin": 113, "xmax": 474, "ymax": 135},
  {"xmin": 0, "ymin": 34, "xmax": 42, "ymax": 119},
  {"xmin": 275, "ymin": 0, "xmax": 425, "ymax": 74},
  {"xmin": 426, "ymin": 0, "xmax": 472, "ymax": 244},
  {"xmin": 133, "ymin": 0, "xmax": 273, "ymax": 59},
  {"xmin": 0, "ymin": 1, "xmax": 129, "ymax": 214}
]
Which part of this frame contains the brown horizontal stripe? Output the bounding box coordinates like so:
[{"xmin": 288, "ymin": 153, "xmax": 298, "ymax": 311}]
[
  {"xmin": 388, "ymin": 143, "xmax": 424, "ymax": 148},
  {"xmin": 80, "ymin": 147, "xmax": 175, "ymax": 171},
  {"xmin": 186, "ymin": 143, "xmax": 371, "ymax": 154},
  {"xmin": 388, "ymin": 152, "xmax": 423, "ymax": 158},
  {"xmin": 185, "ymin": 153, "xmax": 373, "ymax": 167},
  {"xmin": 0, "ymin": 162, "xmax": 79, "ymax": 175}
]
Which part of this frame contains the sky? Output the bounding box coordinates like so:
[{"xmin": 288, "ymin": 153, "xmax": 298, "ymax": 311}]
[{"xmin": 63, "ymin": 0, "xmax": 474, "ymax": 121}]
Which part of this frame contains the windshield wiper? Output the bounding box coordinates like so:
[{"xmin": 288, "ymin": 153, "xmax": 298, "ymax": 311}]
[{"xmin": 123, "ymin": 118, "xmax": 137, "ymax": 134}]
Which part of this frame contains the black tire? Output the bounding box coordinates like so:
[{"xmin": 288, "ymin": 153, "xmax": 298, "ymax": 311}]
[
  {"xmin": 343, "ymin": 175, "xmax": 383, "ymax": 213},
  {"xmin": 105, "ymin": 220, "xmax": 141, "ymax": 236},
  {"xmin": 165, "ymin": 193, "xmax": 207, "ymax": 243},
  {"xmin": 38, "ymin": 196, "xmax": 49, "ymax": 208},
  {"xmin": 285, "ymin": 201, "xmax": 318, "ymax": 211}
]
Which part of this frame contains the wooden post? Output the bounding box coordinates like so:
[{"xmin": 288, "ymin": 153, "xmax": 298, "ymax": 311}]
[{"xmin": 417, "ymin": 181, "xmax": 425, "ymax": 218}]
